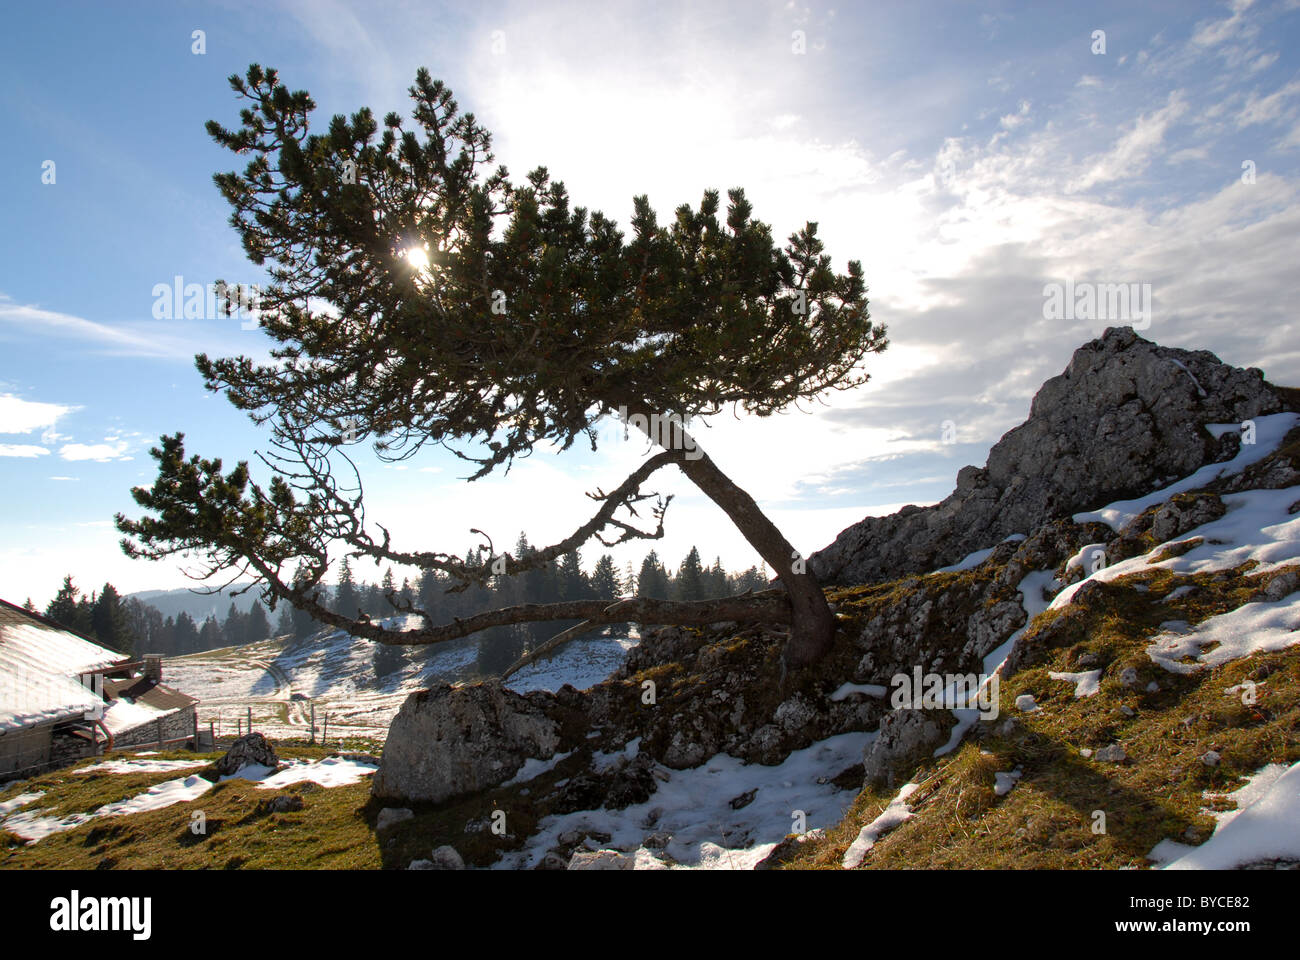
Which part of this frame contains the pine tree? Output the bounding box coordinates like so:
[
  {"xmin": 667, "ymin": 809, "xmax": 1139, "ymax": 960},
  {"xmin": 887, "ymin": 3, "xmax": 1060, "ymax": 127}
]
[
  {"xmin": 557, "ymin": 550, "xmax": 590, "ymax": 602},
  {"xmin": 119, "ymin": 64, "xmax": 885, "ymax": 668},
  {"xmin": 673, "ymin": 547, "xmax": 706, "ymax": 602},
  {"xmin": 706, "ymin": 556, "xmax": 729, "ymax": 598},
  {"xmin": 89, "ymin": 584, "xmax": 135, "ymax": 655},
  {"xmin": 637, "ymin": 552, "xmax": 672, "ymax": 600},
  {"xmin": 334, "ymin": 558, "xmax": 359, "ymax": 617},
  {"xmin": 46, "ymin": 575, "xmax": 91, "ymax": 634},
  {"xmin": 22, "ymin": 598, "xmax": 36, "ymax": 613},
  {"xmin": 198, "ymin": 615, "xmax": 223, "ymax": 650},
  {"xmin": 245, "ymin": 601, "xmax": 271, "ymax": 642},
  {"xmin": 173, "ymin": 611, "xmax": 200, "ymax": 654},
  {"xmin": 591, "ymin": 554, "xmax": 621, "ymax": 602},
  {"xmin": 223, "ymin": 601, "xmax": 246, "ymax": 647}
]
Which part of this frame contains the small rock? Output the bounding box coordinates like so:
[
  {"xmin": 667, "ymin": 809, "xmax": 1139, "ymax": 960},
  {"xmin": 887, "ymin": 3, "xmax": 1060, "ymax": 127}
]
[
  {"xmin": 1146, "ymin": 681, "xmax": 1160, "ymax": 693},
  {"xmin": 375, "ymin": 807, "xmax": 414, "ymax": 832},
  {"xmin": 1079, "ymin": 747, "xmax": 1093, "ymax": 758},
  {"xmin": 426, "ymin": 845, "xmax": 465, "ymax": 870},
  {"xmin": 1094, "ymin": 744, "xmax": 1127, "ymax": 764},
  {"xmin": 642, "ymin": 831, "xmax": 673, "ymax": 850},
  {"xmin": 1015, "ymin": 694, "xmax": 1039, "ymax": 713},
  {"xmin": 263, "ymin": 793, "xmax": 304, "ymax": 814},
  {"xmin": 1264, "ymin": 570, "xmax": 1299, "ymax": 602},
  {"xmin": 1119, "ymin": 667, "xmax": 1139, "ymax": 688},
  {"xmin": 568, "ymin": 850, "xmax": 635, "ymax": 870},
  {"xmin": 1120, "ymin": 705, "xmax": 1135, "ymax": 717},
  {"xmin": 729, "ymin": 788, "xmax": 758, "ymax": 810},
  {"xmin": 536, "ymin": 851, "xmax": 569, "ymax": 870},
  {"xmin": 1200, "ymin": 750, "xmax": 1221, "ymax": 767}
]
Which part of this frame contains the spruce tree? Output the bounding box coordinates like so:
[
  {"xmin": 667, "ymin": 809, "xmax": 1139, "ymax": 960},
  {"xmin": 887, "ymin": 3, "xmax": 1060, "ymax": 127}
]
[
  {"xmin": 334, "ymin": 558, "xmax": 359, "ymax": 618},
  {"xmin": 673, "ymin": 547, "xmax": 706, "ymax": 603},
  {"xmin": 246, "ymin": 601, "xmax": 271, "ymax": 642},
  {"xmin": 173, "ymin": 611, "xmax": 200, "ymax": 653},
  {"xmin": 223, "ymin": 601, "xmax": 246, "ymax": 646},
  {"xmin": 590, "ymin": 554, "xmax": 621, "ymax": 602},
  {"xmin": 46, "ymin": 575, "xmax": 90, "ymax": 634},
  {"xmin": 91, "ymin": 584, "xmax": 135, "ymax": 655}
]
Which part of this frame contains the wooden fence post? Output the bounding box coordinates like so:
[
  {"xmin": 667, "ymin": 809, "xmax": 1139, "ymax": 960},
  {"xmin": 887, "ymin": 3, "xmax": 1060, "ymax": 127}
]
[{"xmin": 310, "ymin": 702, "xmax": 316, "ymax": 745}]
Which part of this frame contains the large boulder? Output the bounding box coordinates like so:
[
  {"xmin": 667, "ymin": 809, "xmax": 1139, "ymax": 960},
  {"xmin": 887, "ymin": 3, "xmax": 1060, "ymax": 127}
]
[
  {"xmin": 810, "ymin": 327, "xmax": 1283, "ymax": 586},
  {"xmin": 372, "ymin": 680, "xmax": 562, "ymax": 804}
]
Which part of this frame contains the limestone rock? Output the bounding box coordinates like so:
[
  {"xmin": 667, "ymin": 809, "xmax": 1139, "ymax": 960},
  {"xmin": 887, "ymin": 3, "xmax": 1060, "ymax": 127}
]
[
  {"xmin": 811, "ymin": 328, "xmax": 1282, "ymax": 586},
  {"xmin": 861, "ymin": 708, "xmax": 953, "ymax": 787},
  {"xmin": 372, "ymin": 680, "xmax": 561, "ymax": 803},
  {"xmin": 208, "ymin": 732, "xmax": 279, "ymax": 779}
]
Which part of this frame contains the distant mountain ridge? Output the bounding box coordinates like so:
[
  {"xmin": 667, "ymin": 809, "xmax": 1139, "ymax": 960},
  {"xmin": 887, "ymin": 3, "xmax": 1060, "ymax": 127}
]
[{"xmin": 127, "ymin": 584, "xmax": 279, "ymax": 623}]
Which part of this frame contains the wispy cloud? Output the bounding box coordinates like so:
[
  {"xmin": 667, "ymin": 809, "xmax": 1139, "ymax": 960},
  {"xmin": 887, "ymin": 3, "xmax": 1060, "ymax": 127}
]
[
  {"xmin": 0, "ymin": 295, "xmax": 198, "ymax": 359},
  {"xmin": 0, "ymin": 443, "xmax": 49, "ymax": 458}
]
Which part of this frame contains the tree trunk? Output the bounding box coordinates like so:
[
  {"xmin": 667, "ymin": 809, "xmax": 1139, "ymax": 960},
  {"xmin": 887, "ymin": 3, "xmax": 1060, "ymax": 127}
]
[{"xmin": 622, "ymin": 405, "xmax": 837, "ymax": 668}]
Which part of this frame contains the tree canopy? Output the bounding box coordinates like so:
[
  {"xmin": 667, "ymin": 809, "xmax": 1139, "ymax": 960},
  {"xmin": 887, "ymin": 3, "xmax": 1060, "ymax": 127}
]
[{"xmin": 117, "ymin": 64, "xmax": 887, "ymax": 669}]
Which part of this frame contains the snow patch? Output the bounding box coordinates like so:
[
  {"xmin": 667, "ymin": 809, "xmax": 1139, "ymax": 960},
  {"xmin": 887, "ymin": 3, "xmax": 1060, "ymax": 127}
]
[
  {"xmin": 1048, "ymin": 669, "xmax": 1103, "ymax": 698},
  {"xmin": 842, "ymin": 782, "xmax": 919, "ymax": 869}
]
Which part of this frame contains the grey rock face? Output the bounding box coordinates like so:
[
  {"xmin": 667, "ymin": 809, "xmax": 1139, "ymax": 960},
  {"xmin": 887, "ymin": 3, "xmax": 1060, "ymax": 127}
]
[
  {"xmin": 811, "ymin": 327, "xmax": 1281, "ymax": 586},
  {"xmin": 372, "ymin": 680, "xmax": 561, "ymax": 803},
  {"xmin": 861, "ymin": 708, "xmax": 954, "ymax": 787}
]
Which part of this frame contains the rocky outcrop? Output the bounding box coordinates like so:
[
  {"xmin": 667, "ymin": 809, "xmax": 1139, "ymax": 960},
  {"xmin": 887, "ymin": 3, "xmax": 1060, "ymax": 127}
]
[
  {"xmin": 810, "ymin": 327, "xmax": 1282, "ymax": 586},
  {"xmin": 372, "ymin": 680, "xmax": 563, "ymax": 803}
]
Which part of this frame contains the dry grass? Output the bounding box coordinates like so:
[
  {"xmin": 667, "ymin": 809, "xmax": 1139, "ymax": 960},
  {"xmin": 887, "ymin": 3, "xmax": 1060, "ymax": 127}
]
[{"xmin": 781, "ymin": 565, "xmax": 1300, "ymax": 869}]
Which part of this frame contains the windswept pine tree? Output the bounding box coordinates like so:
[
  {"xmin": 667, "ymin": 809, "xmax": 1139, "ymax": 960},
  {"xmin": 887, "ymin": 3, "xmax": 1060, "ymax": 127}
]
[{"xmin": 117, "ymin": 65, "xmax": 886, "ymax": 670}]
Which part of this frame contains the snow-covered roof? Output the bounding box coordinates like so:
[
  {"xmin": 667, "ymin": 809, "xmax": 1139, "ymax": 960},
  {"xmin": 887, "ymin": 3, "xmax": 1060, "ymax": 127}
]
[
  {"xmin": 0, "ymin": 599, "xmax": 128, "ymax": 732},
  {"xmin": 100, "ymin": 698, "xmax": 179, "ymax": 736}
]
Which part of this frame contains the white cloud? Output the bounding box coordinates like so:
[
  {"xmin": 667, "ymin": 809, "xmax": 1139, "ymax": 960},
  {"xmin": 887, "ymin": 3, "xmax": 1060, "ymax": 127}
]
[
  {"xmin": 59, "ymin": 441, "xmax": 131, "ymax": 462},
  {"xmin": 0, "ymin": 444, "xmax": 49, "ymax": 458},
  {"xmin": 0, "ymin": 394, "xmax": 74, "ymax": 435}
]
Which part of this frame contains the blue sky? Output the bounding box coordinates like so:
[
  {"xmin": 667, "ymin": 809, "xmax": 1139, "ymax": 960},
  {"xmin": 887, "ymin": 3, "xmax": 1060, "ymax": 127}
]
[{"xmin": 2, "ymin": 0, "xmax": 1299, "ymax": 607}]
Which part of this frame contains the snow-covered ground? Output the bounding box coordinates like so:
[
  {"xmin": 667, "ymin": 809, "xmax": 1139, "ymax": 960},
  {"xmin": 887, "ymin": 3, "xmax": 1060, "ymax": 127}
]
[
  {"xmin": 165, "ymin": 618, "xmax": 637, "ymax": 742},
  {"xmin": 494, "ymin": 731, "xmax": 874, "ymax": 870},
  {"xmin": 1149, "ymin": 761, "xmax": 1300, "ymax": 869},
  {"xmin": 1, "ymin": 756, "xmax": 378, "ymax": 843}
]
